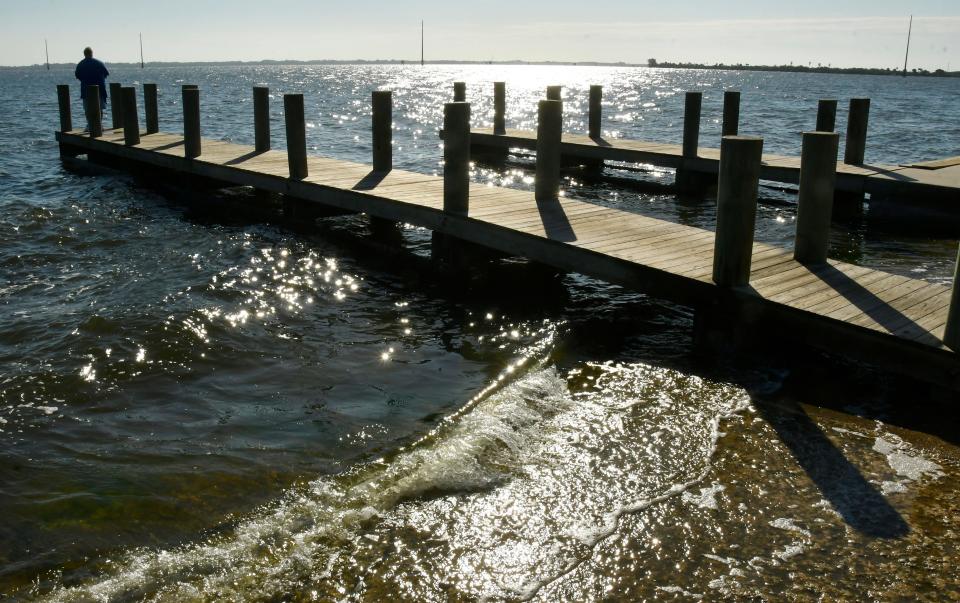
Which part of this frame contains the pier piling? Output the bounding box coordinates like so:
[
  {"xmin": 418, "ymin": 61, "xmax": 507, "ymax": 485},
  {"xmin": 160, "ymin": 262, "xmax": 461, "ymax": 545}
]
[
  {"xmin": 182, "ymin": 86, "xmax": 201, "ymax": 158},
  {"xmin": 493, "ymin": 82, "xmax": 506, "ymax": 135},
  {"xmin": 816, "ymin": 99, "xmax": 837, "ymax": 132},
  {"xmin": 945, "ymin": 246, "xmax": 960, "ymax": 351},
  {"xmin": 589, "ymin": 85, "xmax": 602, "ymax": 139},
  {"xmin": 676, "ymin": 91, "xmax": 712, "ymax": 194},
  {"xmin": 283, "ymin": 94, "xmax": 308, "ymax": 180},
  {"xmin": 56, "ymin": 85, "xmax": 71, "ymax": 133},
  {"xmin": 794, "ymin": 132, "xmax": 840, "ymax": 264},
  {"xmin": 682, "ymin": 91, "xmax": 702, "ymax": 158},
  {"xmin": 453, "ymin": 82, "xmax": 466, "ymax": 102},
  {"xmin": 722, "ymin": 90, "xmax": 740, "ymax": 137},
  {"xmin": 372, "ymin": 90, "xmax": 393, "ymax": 171},
  {"xmin": 109, "ymin": 82, "xmax": 123, "ymax": 129},
  {"xmin": 144, "ymin": 84, "xmax": 159, "ymax": 134},
  {"xmin": 443, "ymin": 102, "xmax": 471, "ymax": 215},
  {"xmin": 546, "ymin": 85, "xmax": 562, "ymax": 101},
  {"xmin": 120, "ymin": 87, "xmax": 139, "ymax": 146},
  {"xmin": 536, "ymin": 99, "xmax": 562, "ymax": 201},
  {"xmin": 84, "ymin": 85, "xmax": 103, "ymax": 138},
  {"xmin": 844, "ymin": 98, "xmax": 870, "ymax": 165},
  {"xmin": 254, "ymin": 86, "xmax": 270, "ymax": 152},
  {"xmin": 712, "ymin": 136, "xmax": 764, "ymax": 287}
]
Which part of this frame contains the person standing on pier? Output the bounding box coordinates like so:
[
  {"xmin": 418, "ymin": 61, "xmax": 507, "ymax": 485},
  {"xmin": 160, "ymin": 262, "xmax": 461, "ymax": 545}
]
[{"xmin": 74, "ymin": 47, "xmax": 109, "ymax": 126}]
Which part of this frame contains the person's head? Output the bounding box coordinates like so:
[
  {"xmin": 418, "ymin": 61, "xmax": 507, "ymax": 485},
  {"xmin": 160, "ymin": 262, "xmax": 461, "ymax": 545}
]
[{"xmin": 83, "ymin": 47, "xmax": 93, "ymax": 58}]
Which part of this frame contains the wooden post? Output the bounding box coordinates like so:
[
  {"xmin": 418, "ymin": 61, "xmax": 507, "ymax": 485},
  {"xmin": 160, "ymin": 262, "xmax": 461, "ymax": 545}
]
[
  {"xmin": 182, "ymin": 86, "xmax": 201, "ymax": 158},
  {"xmin": 84, "ymin": 85, "xmax": 103, "ymax": 138},
  {"xmin": 109, "ymin": 82, "xmax": 123, "ymax": 129},
  {"xmin": 143, "ymin": 83, "xmax": 159, "ymax": 134},
  {"xmin": 443, "ymin": 102, "xmax": 470, "ymax": 215},
  {"xmin": 56, "ymin": 85, "xmax": 72, "ymax": 132},
  {"xmin": 372, "ymin": 90, "xmax": 392, "ymax": 171},
  {"xmin": 722, "ymin": 90, "xmax": 740, "ymax": 137},
  {"xmin": 944, "ymin": 245, "xmax": 960, "ymax": 351},
  {"xmin": 493, "ymin": 82, "xmax": 506, "ymax": 135},
  {"xmin": 536, "ymin": 99, "xmax": 562, "ymax": 201},
  {"xmin": 682, "ymin": 91, "xmax": 702, "ymax": 157},
  {"xmin": 844, "ymin": 98, "xmax": 870, "ymax": 165},
  {"xmin": 284, "ymin": 93, "xmax": 307, "ymax": 179},
  {"xmin": 816, "ymin": 99, "xmax": 837, "ymax": 132},
  {"xmin": 254, "ymin": 86, "xmax": 270, "ymax": 152},
  {"xmin": 546, "ymin": 85, "xmax": 561, "ymax": 101},
  {"xmin": 794, "ymin": 132, "xmax": 840, "ymax": 264},
  {"xmin": 588, "ymin": 85, "xmax": 602, "ymax": 139},
  {"xmin": 83, "ymin": 85, "xmax": 102, "ymax": 137},
  {"xmin": 121, "ymin": 86, "xmax": 140, "ymax": 146},
  {"xmin": 453, "ymin": 82, "xmax": 466, "ymax": 102},
  {"xmin": 712, "ymin": 135, "xmax": 764, "ymax": 287}
]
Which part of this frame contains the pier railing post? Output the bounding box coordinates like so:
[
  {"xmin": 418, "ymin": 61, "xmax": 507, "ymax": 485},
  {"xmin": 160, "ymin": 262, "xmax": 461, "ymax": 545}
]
[
  {"xmin": 57, "ymin": 85, "xmax": 72, "ymax": 132},
  {"xmin": 844, "ymin": 98, "xmax": 870, "ymax": 165},
  {"xmin": 144, "ymin": 83, "xmax": 159, "ymax": 134},
  {"xmin": 536, "ymin": 99, "xmax": 562, "ymax": 201},
  {"xmin": 372, "ymin": 90, "xmax": 392, "ymax": 171},
  {"xmin": 109, "ymin": 82, "xmax": 123, "ymax": 129},
  {"xmin": 794, "ymin": 132, "xmax": 840, "ymax": 264},
  {"xmin": 816, "ymin": 99, "xmax": 837, "ymax": 132},
  {"xmin": 121, "ymin": 86, "xmax": 140, "ymax": 146},
  {"xmin": 493, "ymin": 81, "xmax": 506, "ymax": 135},
  {"xmin": 453, "ymin": 82, "xmax": 466, "ymax": 102},
  {"xmin": 588, "ymin": 85, "xmax": 602, "ymax": 139},
  {"xmin": 546, "ymin": 85, "xmax": 561, "ymax": 101},
  {"xmin": 84, "ymin": 85, "xmax": 103, "ymax": 138},
  {"xmin": 284, "ymin": 93, "xmax": 308, "ymax": 180},
  {"xmin": 254, "ymin": 86, "xmax": 270, "ymax": 152},
  {"xmin": 182, "ymin": 86, "xmax": 201, "ymax": 158},
  {"xmin": 944, "ymin": 246, "xmax": 960, "ymax": 351},
  {"xmin": 443, "ymin": 102, "xmax": 470, "ymax": 215},
  {"xmin": 722, "ymin": 90, "xmax": 740, "ymax": 137},
  {"xmin": 712, "ymin": 136, "xmax": 764, "ymax": 287},
  {"xmin": 682, "ymin": 91, "xmax": 702, "ymax": 158}
]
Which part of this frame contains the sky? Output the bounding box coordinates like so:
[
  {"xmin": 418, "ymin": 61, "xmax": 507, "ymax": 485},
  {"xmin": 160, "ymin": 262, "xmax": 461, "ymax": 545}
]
[{"xmin": 2, "ymin": 0, "xmax": 958, "ymax": 70}]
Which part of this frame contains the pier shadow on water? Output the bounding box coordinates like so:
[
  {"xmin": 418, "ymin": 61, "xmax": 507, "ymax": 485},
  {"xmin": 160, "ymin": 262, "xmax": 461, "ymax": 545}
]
[{"xmin": 748, "ymin": 393, "xmax": 910, "ymax": 538}]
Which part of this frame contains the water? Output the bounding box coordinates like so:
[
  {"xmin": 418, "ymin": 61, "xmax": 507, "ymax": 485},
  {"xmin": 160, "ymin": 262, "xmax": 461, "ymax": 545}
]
[{"xmin": 1, "ymin": 64, "xmax": 959, "ymax": 601}]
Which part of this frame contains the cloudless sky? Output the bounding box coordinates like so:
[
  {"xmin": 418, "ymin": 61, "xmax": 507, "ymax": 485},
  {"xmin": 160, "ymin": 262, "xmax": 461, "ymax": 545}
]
[{"xmin": 2, "ymin": 0, "xmax": 958, "ymax": 69}]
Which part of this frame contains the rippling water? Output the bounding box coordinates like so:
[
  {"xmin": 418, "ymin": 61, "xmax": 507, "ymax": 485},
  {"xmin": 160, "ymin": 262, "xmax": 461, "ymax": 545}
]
[{"xmin": 1, "ymin": 64, "xmax": 959, "ymax": 601}]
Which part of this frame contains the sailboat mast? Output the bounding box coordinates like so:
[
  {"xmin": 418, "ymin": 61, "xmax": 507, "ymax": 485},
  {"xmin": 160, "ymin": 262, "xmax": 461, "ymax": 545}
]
[
  {"xmin": 45, "ymin": 39, "xmax": 50, "ymax": 70},
  {"xmin": 902, "ymin": 15, "xmax": 912, "ymax": 77},
  {"xmin": 421, "ymin": 21, "xmax": 424, "ymax": 66},
  {"xmin": 140, "ymin": 33, "xmax": 144, "ymax": 68}
]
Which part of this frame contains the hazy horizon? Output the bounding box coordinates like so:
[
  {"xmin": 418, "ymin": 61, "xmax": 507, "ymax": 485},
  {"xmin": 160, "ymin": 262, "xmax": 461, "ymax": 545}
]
[{"xmin": 2, "ymin": 0, "xmax": 958, "ymax": 71}]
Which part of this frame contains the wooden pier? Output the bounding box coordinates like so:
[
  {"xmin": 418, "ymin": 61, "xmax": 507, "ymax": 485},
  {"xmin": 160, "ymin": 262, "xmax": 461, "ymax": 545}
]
[
  {"xmin": 468, "ymin": 127, "xmax": 960, "ymax": 202},
  {"xmin": 464, "ymin": 83, "xmax": 960, "ymax": 206},
  {"xmin": 53, "ymin": 83, "xmax": 960, "ymax": 391}
]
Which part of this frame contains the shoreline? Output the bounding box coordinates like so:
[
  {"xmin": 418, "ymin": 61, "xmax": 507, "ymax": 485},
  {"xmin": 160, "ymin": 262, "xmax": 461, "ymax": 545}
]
[{"xmin": 6, "ymin": 59, "xmax": 958, "ymax": 77}]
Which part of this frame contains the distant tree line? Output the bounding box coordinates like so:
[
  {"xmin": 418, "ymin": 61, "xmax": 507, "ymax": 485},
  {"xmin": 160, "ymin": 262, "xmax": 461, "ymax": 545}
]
[{"xmin": 646, "ymin": 58, "xmax": 958, "ymax": 78}]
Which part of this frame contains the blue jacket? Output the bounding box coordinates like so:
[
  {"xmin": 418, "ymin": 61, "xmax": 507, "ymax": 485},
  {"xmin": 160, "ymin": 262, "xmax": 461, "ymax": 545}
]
[{"xmin": 75, "ymin": 57, "xmax": 109, "ymax": 102}]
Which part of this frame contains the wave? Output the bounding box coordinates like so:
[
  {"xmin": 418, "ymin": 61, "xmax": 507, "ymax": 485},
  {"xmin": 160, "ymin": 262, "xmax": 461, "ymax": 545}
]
[{"xmin": 34, "ymin": 346, "xmax": 751, "ymax": 602}]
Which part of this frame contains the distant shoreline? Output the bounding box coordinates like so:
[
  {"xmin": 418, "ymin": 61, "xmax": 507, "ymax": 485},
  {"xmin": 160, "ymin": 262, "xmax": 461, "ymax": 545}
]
[{"xmin": 4, "ymin": 59, "xmax": 958, "ymax": 77}]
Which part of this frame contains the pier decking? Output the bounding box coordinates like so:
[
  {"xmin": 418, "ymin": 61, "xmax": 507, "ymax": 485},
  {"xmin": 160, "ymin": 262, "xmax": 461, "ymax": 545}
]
[
  {"xmin": 56, "ymin": 126, "xmax": 960, "ymax": 389},
  {"xmin": 467, "ymin": 127, "xmax": 960, "ymax": 201}
]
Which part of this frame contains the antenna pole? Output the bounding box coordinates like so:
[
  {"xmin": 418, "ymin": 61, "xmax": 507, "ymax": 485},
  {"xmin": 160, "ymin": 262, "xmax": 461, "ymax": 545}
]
[
  {"xmin": 140, "ymin": 33, "xmax": 144, "ymax": 68},
  {"xmin": 45, "ymin": 39, "xmax": 50, "ymax": 70},
  {"xmin": 421, "ymin": 21, "xmax": 424, "ymax": 66},
  {"xmin": 902, "ymin": 15, "xmax": 912, "ymax": 77}
]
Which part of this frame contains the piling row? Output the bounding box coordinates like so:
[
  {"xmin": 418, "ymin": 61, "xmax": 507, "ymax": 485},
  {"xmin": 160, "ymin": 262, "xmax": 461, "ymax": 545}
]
[{"xmin": 53, "ymin": 82, "xmax": 960, "ymax": 349}]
